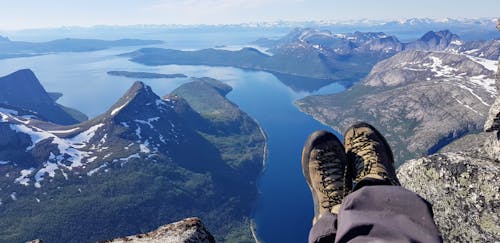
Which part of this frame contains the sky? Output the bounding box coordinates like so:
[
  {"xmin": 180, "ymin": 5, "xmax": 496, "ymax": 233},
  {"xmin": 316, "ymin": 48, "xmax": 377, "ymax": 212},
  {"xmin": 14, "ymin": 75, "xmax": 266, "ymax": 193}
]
[{"xmin": 0, "ymin": 0, "xmax": 499, "ymax": 30}]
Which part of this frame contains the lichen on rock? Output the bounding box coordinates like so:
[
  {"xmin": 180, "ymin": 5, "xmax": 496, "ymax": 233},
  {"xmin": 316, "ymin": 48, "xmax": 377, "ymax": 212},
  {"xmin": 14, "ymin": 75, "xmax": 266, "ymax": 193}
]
[{"xmin": 398, "ymin": 152, "xmax": 499, "ymax": 242}]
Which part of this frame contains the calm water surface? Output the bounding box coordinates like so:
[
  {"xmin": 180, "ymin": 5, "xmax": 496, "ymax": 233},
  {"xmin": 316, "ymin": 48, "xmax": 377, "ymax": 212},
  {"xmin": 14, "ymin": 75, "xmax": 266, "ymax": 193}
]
[{"xmin": 0, "ymin": 43, "xmax": 345, "ymax": 242}]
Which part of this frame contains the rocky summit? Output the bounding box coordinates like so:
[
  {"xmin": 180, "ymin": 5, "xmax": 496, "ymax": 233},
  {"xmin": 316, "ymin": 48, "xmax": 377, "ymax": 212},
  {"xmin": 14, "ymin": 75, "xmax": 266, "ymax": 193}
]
[
  {"xmin": 398, "ymin": 20, "xmax": 500, "ymax": 242},
  {"xmin": 102, "ymin": 217, "xmax": 216, "ymax": 243}
]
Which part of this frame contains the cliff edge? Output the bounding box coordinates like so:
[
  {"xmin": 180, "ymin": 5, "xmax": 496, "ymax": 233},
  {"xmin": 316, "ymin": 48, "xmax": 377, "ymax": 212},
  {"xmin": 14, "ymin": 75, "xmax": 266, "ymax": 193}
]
[{"xmin": 101, "ymin": 217, "xmax": 216, "ymax": 243}]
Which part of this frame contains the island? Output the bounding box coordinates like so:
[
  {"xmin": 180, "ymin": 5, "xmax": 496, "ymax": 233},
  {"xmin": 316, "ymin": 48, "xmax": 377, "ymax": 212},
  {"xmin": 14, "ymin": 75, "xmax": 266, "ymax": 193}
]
[
  {"xmin": 0, "ymin": 36, "xmax": 163, "ymax": 60},
  {"xmin": 107, "ymin": 70, "xmax": 187, "ymax": 79}
]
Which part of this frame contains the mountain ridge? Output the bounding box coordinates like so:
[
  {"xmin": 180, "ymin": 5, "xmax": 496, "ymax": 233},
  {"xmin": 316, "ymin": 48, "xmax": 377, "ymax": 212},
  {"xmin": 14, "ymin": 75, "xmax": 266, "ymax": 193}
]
[{"xmin": 0, "ymin": 75, "xmax": 266, "ymax": 242}]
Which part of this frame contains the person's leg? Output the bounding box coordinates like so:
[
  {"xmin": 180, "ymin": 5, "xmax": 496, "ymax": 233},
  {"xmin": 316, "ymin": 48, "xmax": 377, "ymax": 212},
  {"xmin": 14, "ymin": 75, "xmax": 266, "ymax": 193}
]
[
  {"xmin": 309, "ymin": 212, "xmax": 337, "ymax": 243},
  {"xmin": 335, "ymin": 186, "xmax": 442, "ymax": 243},
  {"xmin": 336, "ymin": 122, "xmax": 442, "ymax": 243},
  {"xmin": 301, "ymin": 131, "xmax": 352, "ymax": 243}
]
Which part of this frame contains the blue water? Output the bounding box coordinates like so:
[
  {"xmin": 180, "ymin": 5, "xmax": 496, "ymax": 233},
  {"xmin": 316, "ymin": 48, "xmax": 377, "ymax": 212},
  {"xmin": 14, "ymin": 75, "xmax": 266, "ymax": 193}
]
[
  {"xmin": 225, "ymin": 71, "xmax": 344, "ymax": 243},
  {"xmin": 0, "ymin": 40, "xmax": 345, "ymax": 242}
]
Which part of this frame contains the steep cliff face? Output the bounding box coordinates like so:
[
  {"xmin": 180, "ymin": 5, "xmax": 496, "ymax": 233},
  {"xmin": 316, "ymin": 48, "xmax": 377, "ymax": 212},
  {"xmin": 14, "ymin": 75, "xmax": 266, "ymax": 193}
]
[
  {"xmin": 397, "ymin": 19, "xmax": 500, "ymax": 242},
  {"xmin": 484, "ymin": 20, "xmax": 500, "ymax": 135}
]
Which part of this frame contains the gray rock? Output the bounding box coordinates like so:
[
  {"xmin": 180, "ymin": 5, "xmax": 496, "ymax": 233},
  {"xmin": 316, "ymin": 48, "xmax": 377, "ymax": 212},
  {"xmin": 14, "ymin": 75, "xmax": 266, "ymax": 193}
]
[
  {"xmin": 101, "ymin": 217, "xmax": 216, "ymax": 243},
  {"xmin": 397, "ymin": 153, "xmax": 499, "ymax": 242}
]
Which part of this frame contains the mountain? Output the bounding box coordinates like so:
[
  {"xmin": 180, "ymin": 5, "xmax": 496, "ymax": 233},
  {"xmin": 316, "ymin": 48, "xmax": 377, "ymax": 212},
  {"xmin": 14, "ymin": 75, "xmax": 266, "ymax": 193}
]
[
  {"xmin": 0, "ymin": 37, "xmax": 163, "ymax": 59},
  {"xmin": 0, "ymin": 78, "xmax": 266, "ymax": 242},
  {"xmin": 397, "ymin": 30, "xmax": 500, "ymax": 240},
  {"xmin": 404, "ymin": 30, "xmax": 461, "ymax": 51},
  {"xmin": 296, "ymin": 50, "xmax": 497, "ymax": 164},
  {"xmin": 0, "ymin": 69, "xmax": 87, "ymax": 125}
]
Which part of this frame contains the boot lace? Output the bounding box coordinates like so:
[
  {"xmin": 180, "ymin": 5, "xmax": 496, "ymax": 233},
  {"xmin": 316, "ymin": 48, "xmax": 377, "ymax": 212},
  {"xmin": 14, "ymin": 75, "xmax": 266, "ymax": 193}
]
[
  {"xmin": 348, "ymin": 132, "xmax": 387, "ymax": 182},
  {"xmin": 315, "ymin": 149, "xmax": 346, "ymax": 208}
]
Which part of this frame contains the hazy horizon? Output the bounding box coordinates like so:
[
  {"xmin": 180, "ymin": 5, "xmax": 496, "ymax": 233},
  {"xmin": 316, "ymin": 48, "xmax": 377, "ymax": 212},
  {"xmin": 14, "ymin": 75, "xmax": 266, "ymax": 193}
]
[{"xmin": 0, "ymin": 0, "xmax": 499, "ymax": 31}]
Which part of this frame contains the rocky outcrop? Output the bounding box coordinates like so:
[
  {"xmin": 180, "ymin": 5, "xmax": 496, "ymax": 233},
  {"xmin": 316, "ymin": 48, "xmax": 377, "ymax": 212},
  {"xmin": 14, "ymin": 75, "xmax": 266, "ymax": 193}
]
[
  {"xmin": 398, "ymin": 153, "xmax": 499, "ymax": 242},
  {"xmin": 102, "ymin": 218, "xmax": 216, "ymax": 243},
  {"xmin": 397, "ymin": 19, "xmax": 500, "ymax": 242}
]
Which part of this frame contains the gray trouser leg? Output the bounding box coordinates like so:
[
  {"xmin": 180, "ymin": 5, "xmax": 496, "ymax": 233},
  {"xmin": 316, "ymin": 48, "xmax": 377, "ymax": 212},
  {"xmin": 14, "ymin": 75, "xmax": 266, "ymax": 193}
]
[
  {"xmin": 309, "ymin": 186, "xmax": 442, "ymax": 243},
  {"xmin": 309, "ymin": 211, "xmax": 338, "ymax": 243}
]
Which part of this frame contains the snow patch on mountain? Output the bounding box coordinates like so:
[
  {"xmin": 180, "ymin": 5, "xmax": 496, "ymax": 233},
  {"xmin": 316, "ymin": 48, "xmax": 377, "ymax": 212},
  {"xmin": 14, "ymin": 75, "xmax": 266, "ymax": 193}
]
[
  {"xmin": 47, "ymin": 127, "xmax": 80, "ymax": 134},
  {"xmin": 111, "ymin": 100, "xmax": 130, "ymax": 116},
  {"xmin": 457, "ymin": 84, "xmax": 491, "ymax": 106},
  {"xmin": 66, "ymin": 124, "xmax": 104, "ymax": 148},
  {"xmin": 469, "ymin": 75, "xmax": 497, "ymax": 96},
  {"xmin": 34, "ymin": 162, "xmax": 59, "ymax": 184},
  {"xmin": 134, "ymin": 117, "xmax": 160, "ymax": 129},
  {"xmin": 425, "ymin": 56, "xmax": 458, "ymax": 77},
  {"xmin": 9, "ymin": 123, "xmax": 107, "ymax": 186},
  {"xmin": 0, "ymin": 108, "xmax": 18, "ymax": 116},
  {"xmin": 87, "ymin": 163, "xmax": 108, "ymax": 176},
  {"xmin": 140, "ymin": 141, "xmax": 151, "ymax": 153},
  {"xmin": 15, "ymin": 168, "xmax": 34, "ymax": 186},
  {"xmin": 465, "ymin": 55, "xmax": 498, "ymax": 72}
]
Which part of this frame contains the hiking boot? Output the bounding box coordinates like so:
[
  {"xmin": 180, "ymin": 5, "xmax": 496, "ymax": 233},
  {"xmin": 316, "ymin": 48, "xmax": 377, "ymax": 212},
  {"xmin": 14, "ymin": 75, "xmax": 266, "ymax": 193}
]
[
  {"xmin": 344, "ymin": 122, "xmax": 400, "ymax": 189},
  {"xmin": 302, "ymin": 130, "xmax": 352, "ymax": 223}
]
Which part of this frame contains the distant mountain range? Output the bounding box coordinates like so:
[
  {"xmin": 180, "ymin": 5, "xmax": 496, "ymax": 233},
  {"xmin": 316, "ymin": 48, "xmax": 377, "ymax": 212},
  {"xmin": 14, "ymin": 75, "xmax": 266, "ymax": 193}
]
[
  {"xmin": 0, "ymin": 37, "xmax": 162, "ymax": 59},
  {"xmin": 122, "ymin": 28, "xmax": 499, "ymax": 92},
  {"xmin": 2, "ymin": 17, "xmax": 497, "ymax": 42},
  {"xmin": 0, "ymin": 71, "xmax": 266, "ymax": 242}
]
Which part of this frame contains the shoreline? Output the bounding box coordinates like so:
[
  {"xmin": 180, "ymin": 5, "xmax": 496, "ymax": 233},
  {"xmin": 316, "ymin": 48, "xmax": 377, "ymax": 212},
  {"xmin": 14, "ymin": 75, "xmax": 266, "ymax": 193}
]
[
  {"xmin": 250, "ymin": 219, "xmax": 262, "ymax": 243},
  {"xmin": 251, "ymin": 118, "xmax": 268, "ymax": 243}
]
